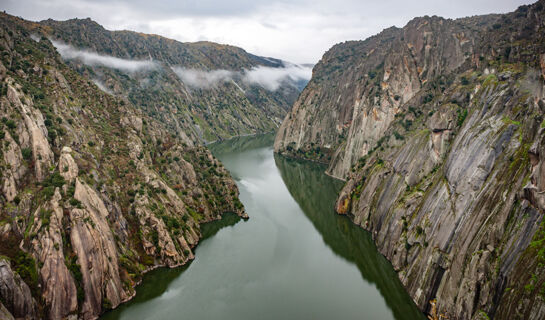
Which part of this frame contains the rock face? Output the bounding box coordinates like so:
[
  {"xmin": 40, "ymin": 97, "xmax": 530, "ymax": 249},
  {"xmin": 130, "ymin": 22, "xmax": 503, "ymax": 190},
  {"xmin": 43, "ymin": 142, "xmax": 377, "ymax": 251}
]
[
  {"xmin": 275, "ymin": 15, "xmax": 495, "ymax": 178},
  {"xmin": 0, "ymin": 13, "xmax": 247, "ymax": 319},
  {"xmin": 0, "ymin": 259, "xmax": 37, "ymax": 319},
  {"xmin": 70, "ymin": 179, "xmax": 127, "ymax": 318},
  {"xmin": 277, "ymin": 1, "xmax": 545, "ymax": 319},
  {"xmin": 29, "ymin": 189, "xmax": 78, "ymax": 319}
]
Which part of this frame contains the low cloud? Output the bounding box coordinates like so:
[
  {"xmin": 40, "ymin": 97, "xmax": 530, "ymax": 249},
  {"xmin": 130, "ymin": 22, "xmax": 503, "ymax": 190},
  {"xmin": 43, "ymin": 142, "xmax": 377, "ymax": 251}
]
[
  {"xmin": 92, "ymin": 79, "xmax": 113, "ymax": 94},
  {"xmin": 172, "ymin": 64, "xmax": 312, "ymax": 91},
  {"xmin": 30, "ymin": 34, "xmax": 40, "ymax": 42},
  {"xmin": 171, "ymin": 67, "xmax": 234, "ymax": 88},
  {"xmin": 243, "ymin": 64, "xmax": 312, "ymax": 91},
  {"xmin": 51, "ymin": 40, "xmax": 158, "ymax": 72}
]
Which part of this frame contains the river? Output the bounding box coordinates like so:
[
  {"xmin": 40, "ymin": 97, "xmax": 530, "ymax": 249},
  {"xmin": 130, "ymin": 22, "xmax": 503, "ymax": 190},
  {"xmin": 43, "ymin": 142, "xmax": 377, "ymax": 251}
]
[{"xmin": 101, "ymin": 134, "xmax": 424, "ymax": 320}]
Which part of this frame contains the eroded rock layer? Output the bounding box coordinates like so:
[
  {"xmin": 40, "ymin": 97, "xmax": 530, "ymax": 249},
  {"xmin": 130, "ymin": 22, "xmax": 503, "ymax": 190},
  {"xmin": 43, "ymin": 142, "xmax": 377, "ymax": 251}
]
[{"xmin": 276, "ymin": 1, "xmax": 545, "ymax": 319}]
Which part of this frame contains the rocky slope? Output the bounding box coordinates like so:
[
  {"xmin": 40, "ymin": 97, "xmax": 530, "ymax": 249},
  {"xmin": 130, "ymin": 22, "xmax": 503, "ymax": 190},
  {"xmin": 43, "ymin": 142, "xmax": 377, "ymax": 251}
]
[
  {"xmin": 39, "ymin": 18, "xmax": 307, "ymax": 144},
  {"xmin": 0, "ymin": 13, "xmax": 247, "ymax": 319},
  {"xmin": 276, "ymin": 1, "xmax": 545, "ymax": 319}
]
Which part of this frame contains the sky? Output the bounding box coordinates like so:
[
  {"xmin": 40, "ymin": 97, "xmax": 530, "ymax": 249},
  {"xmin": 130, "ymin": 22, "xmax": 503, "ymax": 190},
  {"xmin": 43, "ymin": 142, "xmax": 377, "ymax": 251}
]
[{"xmin": 1, "ymin": 0, "xmax": 535, "ymax": 63}]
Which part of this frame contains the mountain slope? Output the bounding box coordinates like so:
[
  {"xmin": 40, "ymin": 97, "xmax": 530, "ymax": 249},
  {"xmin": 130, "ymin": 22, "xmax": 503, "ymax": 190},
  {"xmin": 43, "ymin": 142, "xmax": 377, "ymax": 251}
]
[
  {"xmin": 275, "ymin": 13, "xmax": 501, "ymax": 178},
  {"xmin": 39, "ymin": 18, "xmax": 307, "ymax": 144},
  {"xmin": 276, "ymin": 1, "xmax": 545, "ymax": 319},
  {"xmin": 0, "ymin": 13, "xmax": 246, "ymax": 319}
]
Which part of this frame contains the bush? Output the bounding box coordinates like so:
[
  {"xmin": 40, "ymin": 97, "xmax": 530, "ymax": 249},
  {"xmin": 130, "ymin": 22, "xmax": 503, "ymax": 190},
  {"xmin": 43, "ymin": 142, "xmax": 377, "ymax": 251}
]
[
  {"xmin": 69, "ymin": 198, "xmax": 81, "ymax": 207},
  {"xmin": 457, "ymin": 109, "xmax": 468, "ymax": 126},
  {"xmin": 42, "ymin": 172, "xmax": 66, "ymax": 188},
  {"xmin": 21, "ymin": 148, "xmax": 32, "ymax": 160},
  {"xmin": 423, "ymin": 94, "xmax": 433, "ymax": 104},
  {"xmin": 42, "ymin": 186, "xmax": 55, "ymax": 199},
  {"xmin": 65, "ymin": 256, "xmax": 84, "ymax": 303},
  {"xmin": 6, "ymin": 119, "xmax": 16, "ymax": 129},
  {"xmin": 402, "ymin": 119, "xmax": 413, "ymax": 131},
  {"xmin": 13, "ymin": 251, "xmax": 38, "ymax": 291},
  {"xmin": 48, "ymin": 129, "xmax": 57, "ymax": 141},
  {"xmin": 393, "ymin": 131, "xmax": 404, "ymax": 140}
]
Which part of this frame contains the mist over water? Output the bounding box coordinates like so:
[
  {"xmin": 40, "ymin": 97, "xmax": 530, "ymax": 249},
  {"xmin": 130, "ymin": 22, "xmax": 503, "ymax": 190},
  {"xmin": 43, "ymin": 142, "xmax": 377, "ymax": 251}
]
[{"xmin": 101, "ymin": 134, "xmax": 424, "ymax": 320}]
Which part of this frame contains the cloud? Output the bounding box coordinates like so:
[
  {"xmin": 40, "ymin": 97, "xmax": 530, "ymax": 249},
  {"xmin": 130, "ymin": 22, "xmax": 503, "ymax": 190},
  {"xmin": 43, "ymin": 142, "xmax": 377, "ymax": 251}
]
[
  {"xmin": 50, "ymin": 40, "xmax": 158, "ymax": 72},
  {"xmin": 171, "ymin": 67, "xmax": 235, "ymax": 89},
  {"xmin": 91, "ymin": 78, "xmax": 113, "ymax": 94},
  {"xmin": 30, "ymin": 34, "xmax": 40, "ymax": 42},
  {"xmin": 243, "ymin": 64, "xmax": 312, "ymax": 91},
  {"xmin": 171, "ymin": 64, "xmax": 312, "ymax": 91}
]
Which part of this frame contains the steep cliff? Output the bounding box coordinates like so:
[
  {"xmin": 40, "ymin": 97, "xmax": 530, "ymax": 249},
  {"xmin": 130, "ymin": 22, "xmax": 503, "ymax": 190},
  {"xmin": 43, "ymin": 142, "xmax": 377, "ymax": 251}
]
[
  {"xmin": 275, "ymin": 13, "xmax": 500, "ymax": 178},
  {"xmin": 38, "ymin": 17, "xmax": 306, "ymax": 144},
  {"xmin": 0, "ymin": 14, "xmax": 246, "ymax": 319},
  {"xmin": 277, "ymin": 1, "xmax": 545, "ymax": 319}
]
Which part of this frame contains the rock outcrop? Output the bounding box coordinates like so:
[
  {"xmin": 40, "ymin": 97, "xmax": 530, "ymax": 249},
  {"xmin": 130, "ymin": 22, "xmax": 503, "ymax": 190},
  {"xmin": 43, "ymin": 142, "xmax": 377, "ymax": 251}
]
[
  {"xmin": 275, "ymin": 15, "xmax": 495, "ymax": 179},
  {"xmin": 0, "ymin": 258, "xmax": 37, "ymax": 319},
  {"xmin": 29, "ymin": 189, "xmax": 78, "ymax": 319},
  {"xmin": 276, "ymin": 1, "xmax": 545, "ymax": 319}
]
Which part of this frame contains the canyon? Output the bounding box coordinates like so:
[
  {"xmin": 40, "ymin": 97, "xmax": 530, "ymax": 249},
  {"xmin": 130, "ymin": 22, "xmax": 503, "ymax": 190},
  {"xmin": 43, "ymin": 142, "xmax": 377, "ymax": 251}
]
[{"xmin": 2, "ymin": 1, "xmax": 545, "ymax": 319}]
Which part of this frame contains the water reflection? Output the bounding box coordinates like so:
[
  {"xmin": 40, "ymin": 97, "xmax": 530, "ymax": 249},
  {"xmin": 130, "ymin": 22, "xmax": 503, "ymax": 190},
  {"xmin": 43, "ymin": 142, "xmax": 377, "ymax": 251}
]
[
  {"xmin": 101, "ymin": 134, "xmax": 424, "ymax": 320},
  {"xmin": 275, "ymin": 155, "xmax": 424, "ymax": 320}
]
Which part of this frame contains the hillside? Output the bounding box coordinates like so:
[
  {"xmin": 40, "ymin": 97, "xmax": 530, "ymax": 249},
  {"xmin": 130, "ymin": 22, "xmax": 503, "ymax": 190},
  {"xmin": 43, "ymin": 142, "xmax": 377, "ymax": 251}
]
[
  {"xmin": 0, "ymin": 13, "xmax": 247, "ymax": 319},
  {"xmin": 275, "ymin": 1, "xmax": 545, "ymax": 318},
  {"xmin": 38, "ymin": 18, "xmax": 307, "ymax": 144}
]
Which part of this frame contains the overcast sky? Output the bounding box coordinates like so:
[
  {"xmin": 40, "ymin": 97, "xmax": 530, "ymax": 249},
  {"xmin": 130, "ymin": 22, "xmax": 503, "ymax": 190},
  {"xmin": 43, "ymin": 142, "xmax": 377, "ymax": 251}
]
[{"xmin": 1, "ymin": 0, "xmax": 535, "ymax": 63}]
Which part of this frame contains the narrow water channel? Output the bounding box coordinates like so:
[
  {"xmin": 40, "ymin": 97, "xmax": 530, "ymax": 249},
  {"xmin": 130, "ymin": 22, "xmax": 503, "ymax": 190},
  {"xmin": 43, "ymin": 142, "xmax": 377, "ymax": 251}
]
[{"xmin": 102, "ymin": 134, "xmax": 424, "ymax": 320}]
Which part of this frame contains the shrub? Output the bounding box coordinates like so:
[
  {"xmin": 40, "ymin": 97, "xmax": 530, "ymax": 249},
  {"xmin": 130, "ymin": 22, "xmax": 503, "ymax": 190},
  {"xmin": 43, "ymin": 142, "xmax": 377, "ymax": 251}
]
[
  {"xmin": 13, "ymin": 251, "xmax": 38, "ymax": 291},
  {"xmin": 393, "ymin": 131, "xmax": 404, "ymax": 140},
  {"xmin": 21, "ymin": 148, "xmax": 32, "ymax": 160},
  {"xmin": 65, "ymin": 256, "xmax": 84, "ymax": 303},
  {"xmin": 457, "ymin": 109, "xmax": 468, "ymax": 126},
  {"xmin": 69, "ymin": 198, "xmax": 81, "ymax": 207},
  {"xmin": 5, "ymin": 119, "xmax": 16, "ymax": 129},
  {"xmin": 402, "ymin": 119, "xmax": 413, "ymax": 131},
  {"xmin": 47, "ymin": 129, "xmax": 57, "ymax": 141},
  {"xmin": 423, "ymin": 94, "xmax": 433, "ymax": 104},
  {"xmin": 43, "ymin": 172, "xmax": 66, "ymax": 188}
]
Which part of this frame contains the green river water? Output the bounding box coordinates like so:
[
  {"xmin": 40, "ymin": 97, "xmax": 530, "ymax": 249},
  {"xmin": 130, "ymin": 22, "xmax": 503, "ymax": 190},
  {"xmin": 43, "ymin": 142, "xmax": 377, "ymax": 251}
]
[{"xmin": 102, "ymin": 134, "xmax": 424, "ymax": 320}]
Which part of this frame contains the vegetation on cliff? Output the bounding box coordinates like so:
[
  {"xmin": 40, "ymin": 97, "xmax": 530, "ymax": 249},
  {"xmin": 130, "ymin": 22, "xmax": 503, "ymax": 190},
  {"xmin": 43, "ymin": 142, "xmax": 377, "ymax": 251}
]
[{"xmin": 0, "ymin": 13, "xmax": 247, "ymax": 319}]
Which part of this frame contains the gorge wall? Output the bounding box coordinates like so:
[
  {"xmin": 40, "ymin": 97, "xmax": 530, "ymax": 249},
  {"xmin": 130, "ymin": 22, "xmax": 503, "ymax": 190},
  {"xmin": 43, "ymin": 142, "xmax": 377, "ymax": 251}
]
[
  {"xmin": 275, "ymin": 1, "xmax": 545, "ymax": 319},
  {"xmin": 0, "ymin": 13, "xmax": 248, "ymax": 319}
]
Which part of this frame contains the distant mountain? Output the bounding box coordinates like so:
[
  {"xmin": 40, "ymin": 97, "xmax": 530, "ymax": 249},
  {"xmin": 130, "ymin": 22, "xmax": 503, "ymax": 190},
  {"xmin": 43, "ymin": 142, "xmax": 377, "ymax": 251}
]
[{"xmin": 40, "ymin": 17, "xmax": 311, "ymax": 143}]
